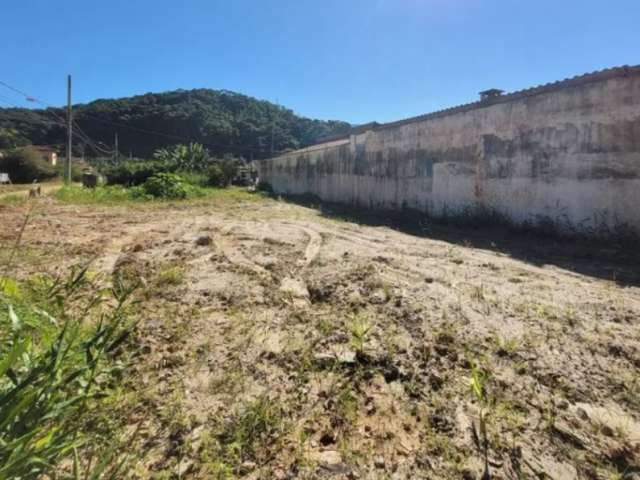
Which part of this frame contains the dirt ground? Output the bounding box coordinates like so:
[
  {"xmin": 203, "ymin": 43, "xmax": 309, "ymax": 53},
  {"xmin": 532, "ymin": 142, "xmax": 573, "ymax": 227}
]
[{"xmin": 1, "ymin": 192, "xmax": 639, "ymax": 479}]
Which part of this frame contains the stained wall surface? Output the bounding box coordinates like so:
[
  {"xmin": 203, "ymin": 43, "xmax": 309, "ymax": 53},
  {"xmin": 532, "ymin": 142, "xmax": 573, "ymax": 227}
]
[{"xmin": 258, "ymin": 67, "xmax": 640, "ymax": 235}]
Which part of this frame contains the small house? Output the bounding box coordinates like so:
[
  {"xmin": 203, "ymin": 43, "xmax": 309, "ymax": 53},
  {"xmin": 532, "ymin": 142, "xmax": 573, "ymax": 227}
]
[{"xmin": 32, "ymin": 146, "xmax": 58, "ymax": 166}]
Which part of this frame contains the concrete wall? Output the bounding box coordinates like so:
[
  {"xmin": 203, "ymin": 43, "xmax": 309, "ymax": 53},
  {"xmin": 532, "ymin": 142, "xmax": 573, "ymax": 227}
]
[{"xmin": 258, "ymin": 66, "xmax": 640, "ymax": 235}]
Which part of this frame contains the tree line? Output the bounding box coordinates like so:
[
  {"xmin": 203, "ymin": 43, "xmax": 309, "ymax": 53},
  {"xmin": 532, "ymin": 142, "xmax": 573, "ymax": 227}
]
[{"xmin": 0, "ymin": 88, "xmax": 351, "ymax": 159}]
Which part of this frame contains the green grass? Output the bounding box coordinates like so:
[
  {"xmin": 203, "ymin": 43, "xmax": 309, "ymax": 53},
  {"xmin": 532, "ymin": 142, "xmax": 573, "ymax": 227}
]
[
  {"xmin": 155, "ymin": 264, "xmax": 186, "ymax": 286},
  {"xmin": 0, "ymin": 266, "xmax": 136, "ymax": 479},
  {"xmin": 55, "ymin": 185, "xmax": 266, "ymax": 206},
  {"xmin": 55, "ymin": 185, "xmax": 140, "ymax": 204},
  {"xmin": 209, "ymin": 396, "xmax": 284, "ymax": 471},
  {"xmin": 0, "ymin": 194, "xmax": 26, "ymax": 206}
]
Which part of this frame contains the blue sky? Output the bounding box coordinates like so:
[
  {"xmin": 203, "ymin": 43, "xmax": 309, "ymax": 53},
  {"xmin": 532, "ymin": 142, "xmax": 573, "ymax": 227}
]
[{"xmin": 2, "ymin": 0, "xmax": 638, "ymax": 124}]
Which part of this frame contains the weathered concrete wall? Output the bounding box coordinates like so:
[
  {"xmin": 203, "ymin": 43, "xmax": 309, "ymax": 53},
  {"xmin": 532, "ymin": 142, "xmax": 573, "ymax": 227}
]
[{"xmin": 258, "ymin": 66, "xmax": 640, "ymax": 235}]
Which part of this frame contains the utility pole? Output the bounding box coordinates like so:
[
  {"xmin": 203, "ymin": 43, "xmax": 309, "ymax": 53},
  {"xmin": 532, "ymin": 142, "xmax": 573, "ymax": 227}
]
[
  {"xmin": 114, "ymin": 132, "xmax": 119, "ymax": 163},
  {"xmin": 270, "ymin": 119, "xmax": 274, "ymax": 158},
  {"xmin": 65, "ymin": 74, "xmax": 72, "ymax": 184}
]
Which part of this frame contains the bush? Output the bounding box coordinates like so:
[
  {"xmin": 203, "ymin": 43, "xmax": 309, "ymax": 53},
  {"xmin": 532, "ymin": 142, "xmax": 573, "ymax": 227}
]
[
  {"xmin": 257, "ymin": 181, "xmax": 274, "ymax": 194},
  {"xmin": 55, "ymin": 162, "xmax": 84, "ymax": 182},
  {"xmin": 153, "ymin": 143, "xmax": 211, "ymax": 171},
  {"xmin": 206, "ymin": 164, "xmax": 225, "ymax": 187},
  {"xmin": 206, "ymin": 157, "xmax": 239, "ymax": 188},
  {"xmin": 101, "ymin": 160, "xmax": 171, "ymax": 186},
  {"xmin": 177, "ymin": 170, "xmax": 208, "ymax": 187},
  {"xmin": 0, "ymin": 147, "xmax": 57, "ymax": 183},
  {"xmin": 142, "ymin": 173, "xmax": 188, "ymax": 199},
  {"xmin": 220, "ymin": 157, "xmax": 239, "ymax": 186}
]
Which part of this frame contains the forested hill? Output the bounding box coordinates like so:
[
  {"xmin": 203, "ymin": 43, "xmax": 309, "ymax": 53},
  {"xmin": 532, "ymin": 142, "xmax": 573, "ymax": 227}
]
[{"xmin": 0, "ymin": 89, "xmax": 351, "ymax": 158}]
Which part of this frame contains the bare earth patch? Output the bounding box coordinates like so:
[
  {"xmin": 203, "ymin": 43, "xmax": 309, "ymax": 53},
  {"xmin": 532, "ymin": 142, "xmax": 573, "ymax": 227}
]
[{"xmin": 2, "ymin": 192, "xmax": 639, "ymax": 479}]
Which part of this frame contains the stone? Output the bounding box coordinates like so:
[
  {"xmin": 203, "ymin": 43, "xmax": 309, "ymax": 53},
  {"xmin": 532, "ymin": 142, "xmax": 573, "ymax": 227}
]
[
  {"xmin": 312, "ymin": 450, "xmax": 343, "ymax": 469},
  {"xmin": 374, "ymin": 456, "xmax": 385, "ymax": 469},
  {"xmin": 370, "ymin": 289, "xmax": 388, "ymax": 304},
  {"xmin": 279, "ymin": 277, "xmax": 309, "ymax": 299},
  {"xmin": 195, "ymin": 235, "xmax": 212, "ymax": 246}
]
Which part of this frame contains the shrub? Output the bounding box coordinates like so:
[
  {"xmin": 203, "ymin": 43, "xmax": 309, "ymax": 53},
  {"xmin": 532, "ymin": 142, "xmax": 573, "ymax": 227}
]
[
  {"xmin": 101, "ymin": 160, "xmax": 167, "ymax": 186},
  {"xmin": 219, "ymin": 157, "xmax": 239, "ymax": 186},
  {"xmin": 153, "ymin": 143, "xmax": 211, "ymax": 171},
  {"xmin": 257, "ymin": 181, "xmax": 274, "ymax": 194},
  {"xmin": 0, "ymin": 147, "xmax": 57, "ymax": 183},
  {"xmin": 206, "ymin": 164, "xmax": 225, "ymax": 187},
  {"xmin": 176, "ymin": 170, "xmax": 208, "ymax": 187},
  {"xmin": 206, "ymin": 157, "xmax": 240, "ymax": 188},
  {"xmin": 142, "ymin": 173, "xmax": 188, "ymax": 199},
  {"xmin": 55, "ymin": 162, "xmax": 84, "ymax": 182}
]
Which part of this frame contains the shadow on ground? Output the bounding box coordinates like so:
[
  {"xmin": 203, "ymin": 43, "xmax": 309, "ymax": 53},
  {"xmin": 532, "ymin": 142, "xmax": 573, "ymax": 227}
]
[{"xmin": 282, "ymin": 195, "xmax": 640, "ymax": 288}]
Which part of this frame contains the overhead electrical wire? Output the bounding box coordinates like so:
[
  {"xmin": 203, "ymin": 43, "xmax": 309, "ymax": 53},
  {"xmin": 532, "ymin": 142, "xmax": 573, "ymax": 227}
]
[
  {"xmin": 0, "ymin": 78, "xmax": 282, "ymax": 156},
  {"xmin": 0, "ymin": 97, "xmax": 115, "ymax": 157},
  {"xmin": 0, "ymin": 80, "xmax": 115, "ymax": 156}
]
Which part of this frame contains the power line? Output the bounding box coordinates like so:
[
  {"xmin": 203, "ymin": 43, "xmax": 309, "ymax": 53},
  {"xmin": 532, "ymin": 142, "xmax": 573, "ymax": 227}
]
[
  {"xmin": 0, "ymin": 81, "xmax": 41, "ymax": 105},
  {"xmin": 0, "ymin": 98, "xmax": 114, "ymax": 157},
  {"xmin": 79, "ymin": 113, "xmax": 272, "ymax": 154},
  {"xmin": 0, "ymin": 78, "xmax": 283, "ymax": 156},
  {"xmin": 0, "ymin": 80, "xmax": 114, "ymax": 156}
]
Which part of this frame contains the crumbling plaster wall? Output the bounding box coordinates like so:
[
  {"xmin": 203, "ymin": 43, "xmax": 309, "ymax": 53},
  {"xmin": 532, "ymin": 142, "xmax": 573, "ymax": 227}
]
[{"xmin": 259, "ymin": 69, "xmax": 640, "ymax": 235}]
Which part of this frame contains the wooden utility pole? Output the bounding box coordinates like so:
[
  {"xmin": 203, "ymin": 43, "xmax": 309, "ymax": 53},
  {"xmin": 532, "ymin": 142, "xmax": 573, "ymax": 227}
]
[
  {"xmin": 270, "ymin": 119, "xmax": 274, "ymax": 157},
  {"xmin": 115, "ymin": 132, "xmax": 119, "ymax": 163},
  {"xmin": 65, "ymin": 74, "xmax": 72, "ymax": 184}
]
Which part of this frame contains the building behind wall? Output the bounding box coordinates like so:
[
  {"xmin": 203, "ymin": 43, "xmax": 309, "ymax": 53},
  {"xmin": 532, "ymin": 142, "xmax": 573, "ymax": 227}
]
[{"xmin": 257, "ymin": 65, "xmax": 640, "ymax": 237}]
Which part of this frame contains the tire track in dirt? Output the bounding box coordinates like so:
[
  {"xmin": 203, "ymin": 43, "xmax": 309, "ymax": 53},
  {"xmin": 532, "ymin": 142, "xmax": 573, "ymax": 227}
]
[
  {"xmin": 302, "ymin": 227, "xmax": 322, "ymax": 266},
  {"xmin": 278, "ymin": 222, "xmax": 323, "ymax": 269},
  {"xmin": 207, "ymin": 221, "xmax": 324, "ymax": 276},
  {"xmin": 213, "ymin": 223, "xmax": 268, "ymax": 276}
]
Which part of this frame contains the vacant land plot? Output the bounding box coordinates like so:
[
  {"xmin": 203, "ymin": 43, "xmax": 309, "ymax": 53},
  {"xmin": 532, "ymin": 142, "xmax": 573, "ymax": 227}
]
[{"xmin": 1, "ymin": 190, "xmax": 639, "ymax": 479}]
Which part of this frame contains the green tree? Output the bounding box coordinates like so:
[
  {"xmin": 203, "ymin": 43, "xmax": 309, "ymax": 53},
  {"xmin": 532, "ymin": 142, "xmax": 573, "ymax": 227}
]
[
  {"xmin": 0, "ymin": 89, "xmax": 351, "ymax": 159},
  {"xmin": 0, "ymin": 127, "xmax": 24, "ymax": 149},
  {"xmin": 219, "ymin": 156, "xmax": 239, "ymax": 186},
  {"xmin": 0, "ymin": 147, "xmax": 57, "ymax": 183},
  {"xmin": 153, "ymin": 143, "xmax": 210, "ymax": 171}
]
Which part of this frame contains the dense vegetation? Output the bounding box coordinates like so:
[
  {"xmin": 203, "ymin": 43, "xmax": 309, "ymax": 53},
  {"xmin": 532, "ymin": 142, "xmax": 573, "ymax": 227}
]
[
  {"xmin": 0, "ymin": 89, "xmax": 351, "ymax": 159},
  {"xmin": 0, "ymin": 147, "xmax": 57, "ymax": 183}
]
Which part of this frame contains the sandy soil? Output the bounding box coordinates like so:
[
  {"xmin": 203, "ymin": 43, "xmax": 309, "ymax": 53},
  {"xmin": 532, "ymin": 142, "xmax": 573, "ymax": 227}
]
[{"xmin": 1, "ymin": 193, "xmax": 639, "ymax": 479}]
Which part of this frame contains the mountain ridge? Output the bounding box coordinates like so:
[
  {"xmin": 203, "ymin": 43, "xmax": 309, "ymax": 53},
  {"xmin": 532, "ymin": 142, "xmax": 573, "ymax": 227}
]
[{"xmin": 0, "ymin": 88, "xmax": 352, "ymax": 159}]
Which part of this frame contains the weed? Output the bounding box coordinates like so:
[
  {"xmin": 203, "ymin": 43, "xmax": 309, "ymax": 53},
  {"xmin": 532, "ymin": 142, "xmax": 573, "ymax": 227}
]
[
  {"xmin": 335, "ymin": 386, "xmax": 358, "ymax": 426},
  {"xmin": 216, "ymin": 396, "xmax": 284, "ymax": 467},
  {"xmin": 513, "ymin": 361, "xmax": 528, "ymax": 375},
  {"xmin": 209, "ymin": 368, "xmax": 245, "ymax": 398},
  {"xmin": 0, "ymin": 265, "xmax": 136, "ymax": 478},
  {"xmin": 619, "ymin": 373, "xmax": 640, "ymax": 409},
  {"xmin": 563, "ymin": 306, "xmax": 579, "ymax": 327},
  {"xmin": 493, "ymin": 335, "xmax": 520, "ymax": 357},
  {"xmin": 348, "ymin": 315, "xmax": 373, "ymax": 358},
  {"xmin": 469, "ymin": 363, "xmax": 492, "ymax": 480},
  {"xmin": 156, "ymin": 265, "xmax": 186, "ymax": 286},
  {"xmin": 0, "ymin": 193, "xmax": 26, "ymax": 205},
  {"xmin": 541, "ymin": 398, "xmax": 558, "ymax": 433},
  {"xmin": 434, "ymin": 321, "xmax": 457, "ymax": 346},
  {"xmin": 56, "ymin": 185, "xmax": 139, "ymax": 204},
  {"xmin": 316, "ymin": 316, "xmax": 333, "ymax": 337},
  {"xmin": 471, "ymin": 284, "xmax": 485, "ymax": 302}
]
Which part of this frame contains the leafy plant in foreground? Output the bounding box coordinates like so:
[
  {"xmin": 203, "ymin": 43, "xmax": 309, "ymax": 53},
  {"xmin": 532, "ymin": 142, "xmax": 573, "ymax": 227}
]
[
  {"xmin": 0, "ymin": 266, "xmax": 136, "ymax": 479},
  {"xmin": 348, "ymin": 315, "xmax": 373, "ymax": 360},
  {"xmin": 142, "ymin": 173, "xmax": 188, "ymax": 199},
  {"xmin": 470, "ymin": 363, "xmax": 492, "ymax": 480}
]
